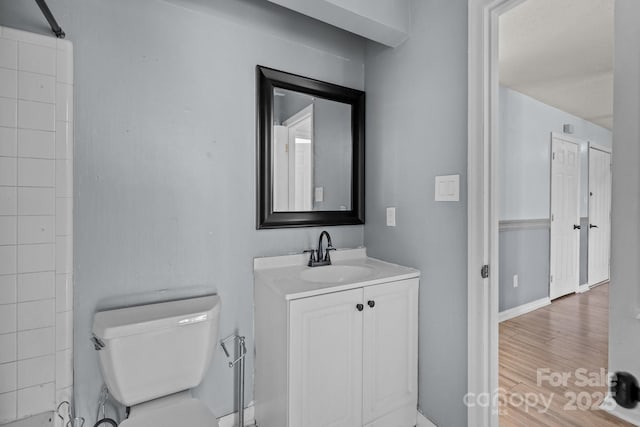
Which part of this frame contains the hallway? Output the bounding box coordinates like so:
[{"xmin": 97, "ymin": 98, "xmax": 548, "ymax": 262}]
[{"xmin": 499, "ymin": 284, "xmax": 632, "ymax": 426}]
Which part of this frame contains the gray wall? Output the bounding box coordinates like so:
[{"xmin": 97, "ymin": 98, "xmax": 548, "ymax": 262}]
[
  {"xmin": 364, "ymin": 1, "xmax": 468, "ymax": 426},
  {"xmin": 498, "ymin": 223, "xmax": 550, "ymax": 312},
  {"xmin": 609, "ymin": 0, "xmax": 640, "ymax": 424},
  {"xmin": 313, "ymin": 99, "xmax": 352, "ymax": 210},
  {"xmin": 499, "ymin": 86, "xmax": 612, "ymax": 221},
  {"xmin": 0, "ymin": 0, "xmax": 366, "ymax": 421},
  {"xmin": 498, "ymin": 86, "xmax": 612, "ymax": 311}
]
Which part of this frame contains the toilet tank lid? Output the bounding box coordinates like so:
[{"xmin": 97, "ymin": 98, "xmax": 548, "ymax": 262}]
[{"xmin": 93, "ymin": 295, "xmax": 221, "ymax": 340}]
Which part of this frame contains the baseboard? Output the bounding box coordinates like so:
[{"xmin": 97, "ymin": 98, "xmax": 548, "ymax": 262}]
[
  {"xmin": 578, "ymin": 283, "xmax": 590, "ymax": 293},
  {"xmin": 4, "ymin": 412, "xmax": 53, "ymax": 426},
  {"xmin": 590, "ymin": 280, "xmax": 609, "ymax": 288},
  {"xmin": 222, "ymin": 406, "xmax": 434, "ymax": 427},
  {"xmin": 499, "ymin": 297, "xmax": 551, "ymax": 322},
  {"xmin": 416, "ymin": 410, "xmax": 438, "ymax": 427},
  {"xmin": 218, "ymin": 404, "xmax": 255, "ymax": 427},
  {"xmin": 600, "ymin": 395, "xmax": 640, "ymax": 426}
]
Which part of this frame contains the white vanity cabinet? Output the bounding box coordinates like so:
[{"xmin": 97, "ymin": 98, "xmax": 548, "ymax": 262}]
[{"xmin": 254, "ymin": 250, "xmax": 419, "ymax": 427}]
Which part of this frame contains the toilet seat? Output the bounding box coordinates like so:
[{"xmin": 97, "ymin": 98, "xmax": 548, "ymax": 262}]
[{"xmin": 119, "ymin": 393, "xmax": 218, "ymax": 427}]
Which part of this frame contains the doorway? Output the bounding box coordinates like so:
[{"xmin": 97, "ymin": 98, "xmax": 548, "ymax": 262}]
[
  {"xmin": 468, "ymin": 0, "xmax": 615, "ymax": 426},
  {"xmin": 549, "ymin": 134, "xmax": 581, "ymax": 300}
]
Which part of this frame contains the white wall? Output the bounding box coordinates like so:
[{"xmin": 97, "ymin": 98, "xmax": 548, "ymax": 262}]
[
  {"xmin": 609, "ymin": 0, "xmax": 640, "ymax": 424},
  {"xmin": 266, "ymin": 0, "xmax": 411, "ymax": 47},
  {"xmin": 0, "ymin": 26, "xmax": 74, "ymax": 426},
  {"xmin": 0, "ymin": 0, "xmax": 366, "ymax": 422},
  {"xmin": 499, "ymin": 86, "xmax": 612, "ymax": 220}
]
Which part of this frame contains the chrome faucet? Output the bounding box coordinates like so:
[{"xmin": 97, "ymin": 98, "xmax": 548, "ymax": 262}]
[{"xmin": 304, "ymin": 231, "xmax": 336, "ymax": 267}]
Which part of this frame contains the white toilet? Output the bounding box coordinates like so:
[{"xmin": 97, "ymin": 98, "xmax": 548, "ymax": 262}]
[{"xmin": 92, "ymin": 294, "xmax": 221, "ymax": 427}]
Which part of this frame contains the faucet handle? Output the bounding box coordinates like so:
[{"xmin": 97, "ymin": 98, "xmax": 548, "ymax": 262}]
[
  {"xmin": 325, "ymin": 246, "xmax": 336, "ymax": 262},
  {"xmin": 303, "ymin": 249, "xmax": 317, "ymax": 265}
]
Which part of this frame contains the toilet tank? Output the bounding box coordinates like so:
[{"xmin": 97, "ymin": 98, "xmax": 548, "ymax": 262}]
[{"xmin": 92, "ymin": 295, "xmax": 221, "ymax": 406}]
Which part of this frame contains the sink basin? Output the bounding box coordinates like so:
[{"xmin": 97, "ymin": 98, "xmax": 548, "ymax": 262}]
[{"xmin": 300, "ymin": 265, "xmax": 374, "ymax": 284}]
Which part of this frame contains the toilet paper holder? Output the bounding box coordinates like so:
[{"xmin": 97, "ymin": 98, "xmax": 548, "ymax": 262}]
[{"xmin": 221, "ymin": 334, "xmax": 249, "ymax": 426}]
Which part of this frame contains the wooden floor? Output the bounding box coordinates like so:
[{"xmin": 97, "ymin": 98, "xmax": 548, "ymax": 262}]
[{"xmin": 499, "ymin": 284, "xmax": 632, "ymax": 426}]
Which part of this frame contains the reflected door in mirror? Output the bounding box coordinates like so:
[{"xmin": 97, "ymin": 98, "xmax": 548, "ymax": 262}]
[{"xmin": 272, "ymin": 89, "xmax": 352, "ymax": 212}]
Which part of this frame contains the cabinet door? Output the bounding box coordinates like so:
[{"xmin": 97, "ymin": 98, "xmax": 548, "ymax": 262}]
[
  {"xmin": 362, "ymin": 279, "xmax": 419, "ymax": 425},
  {"xmin": 289, "ymin": 288, "xmax": 364, "ymax": 427}
]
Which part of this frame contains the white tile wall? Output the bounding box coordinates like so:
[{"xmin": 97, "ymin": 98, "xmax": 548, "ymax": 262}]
[
  {"xmin": 17, "ymin": 216, "xmax": 55, "ymax": 245},
  {"xmin": 54, "ymin": 275, "xmax": 71, "ymax": 313},
  {"xmin": 0, "ymin": 25, "xmax": 73, "ymax": 424},
  {"xmin": 17, "ymin": 101, "xmax": 55, "ymax": 132},
  {"xmin": 18, "ymin": 129, "xmax": 55, "ymax": 159},
  {"xmin": 0, "ymin": 304, "xmax": 17, "ymax": 334},
  {"xmin": 55, "ymin": 237, "xmax": 72, "ymax": 274},
  {"xmin": 17, "ymin": 327, "xmax": 54, "ymax": 360},
  {"xmin": 55, "ymin": 198, "xmax": 72, "ymax": 236},
  {"xmin": 55, "ymin": 311, "xmax": 72, "ymax": 351},
  {"xmin": 18, "ymin": 244, "xmax": 55, "ymax": 273},
  {"xmin": 18, "ymin": 299, "xmax": 55, "ymax": 331},
  {"xmin": 0, "ymin": 362, "xmax": 16, "ymax": 394},
  {"xmin": 18, "ymin": 158, "xmax": 55, "ymax": 187},
  {"xmin": 55, "ymin": 160, "xmax": 72, "ymax": 197},
  {"xmin": 0, "ymin": 274, "xmax": 17, "ymax": 304},
  {"xmin": 0, "ymin": 68, "xmax": 17, "ymax": 98},
  {"xmin": 0, "ymin": 246, "xmax": 17, "ymax": 275},
  {"xmin": 0, "ymin": 216, "xmax": 17, "ymax": 245},
  {"xmin": 17, "ymin": 43, "xmax": 56, "ymax": 76},
  {"xmin": 0, "ymin": 156, "xmax": 17, "ymax": 186},
  {"xmin": 18, "ymin": 72, "xmax": 56, "ymax": 104},
  {"xmin": 0, "ymin": 187, "xmax": 17, "ymax": 215},
  {"xmin": 18, "ymin": 187, "xmax": 55, "ymax": 215},
  {"xmin": 0, "ymin": 126, "xmax": 18, "ymax": 157},
  {"xmin": 0, "ymin": 391, "xmax": 17, "ymax": 424},
  {"xmin": 17, "ymin": 382, "xmax": 55, "ymax": 419},
  {"xmin": 0, "ymin": 97, "xmax": 17, "ymax": 127},
  {"xmin": 0, "ymin": 333, "xmax": 17, "ymax": 364},
  {"xmin": 17, "ymin": 355, "xmax": 55, "ymax": 389},
  {"xmin": 0, "ymin": 38, "xmax": 17, "ymax": 69},
  {"xmin": 18, "ymin": 272, "xmax": 55, "ymax": 302}
]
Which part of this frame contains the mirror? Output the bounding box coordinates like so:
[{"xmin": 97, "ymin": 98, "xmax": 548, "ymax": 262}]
[{"xmin": 256, "ymin": 66, "xmax": 365, "ymax": 229}]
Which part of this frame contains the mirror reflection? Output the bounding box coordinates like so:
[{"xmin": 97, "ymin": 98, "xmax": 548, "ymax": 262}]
[{"xmin": 272, "ymin": 88, "xmax": 352, "ymax": 212}]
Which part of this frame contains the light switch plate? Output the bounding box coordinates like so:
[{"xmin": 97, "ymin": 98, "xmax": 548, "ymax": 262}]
[
  {"xmin": 386, "ymin": 207, "xmax": 396, "ymax": 226},
  {"xmin": 435, "ymin": 174, "xmax": 460, "ymax": 201},
  {"xmin": 315, "ymin": 187, "xmax": 323, "ymax": 202}
]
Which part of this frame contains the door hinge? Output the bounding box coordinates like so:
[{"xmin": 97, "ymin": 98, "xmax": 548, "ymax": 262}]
[
  {"xmin": 481, "ymin": 265, "xmax": 489, "ymax": 279},
  {"xmin": 550, "ymin": 274, "xmax": 553, "ymax": 283},
  {"xmin": 553, "ymin": 152, "xmax": 556, "ymax": 160}
]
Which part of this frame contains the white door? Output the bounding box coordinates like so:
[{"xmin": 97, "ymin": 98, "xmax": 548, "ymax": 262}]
[
  {"xmin": 273, "ymin": 125, "xmax": 290, "ymax": 211},
  {"xmin": 550, "ymin": 135, "xmax": 581, "ymax": 300},
  {"xmin": 588, "ymin": 147, "xmax": 612, "ymax": 285},
  {"xmin": 289, "ymin": 289, "xmax": 363, "ymax": 427},
  {"xmin": 284, "ymin": 105, "xmax": 314, "ymax": 211},
  {"xmin": 362, "ymin": 279, "xmax": 418, "ymax": 426}
]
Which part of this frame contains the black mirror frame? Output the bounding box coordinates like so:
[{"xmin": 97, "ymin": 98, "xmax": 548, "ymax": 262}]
[{"xmin": 256, "ymin": 65, "xmax": 365, "ymax": 229}]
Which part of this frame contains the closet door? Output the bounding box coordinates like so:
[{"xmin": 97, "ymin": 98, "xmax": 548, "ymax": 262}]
[
  {"xmin": 588, "ymin": 147, "xmax": 612, "ymax": 285},
  {"xmin": 289, "ymin": 288, "xmax": 363, "ymax": 427},
  {"xmin": 362, "ymin": 279, "xmax": 418, "ymax": 426}
]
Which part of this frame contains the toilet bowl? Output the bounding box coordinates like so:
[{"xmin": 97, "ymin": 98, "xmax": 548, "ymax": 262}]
[{"xmin": 92, "ymin": 295, "xmax": 221, "ymax": 427}]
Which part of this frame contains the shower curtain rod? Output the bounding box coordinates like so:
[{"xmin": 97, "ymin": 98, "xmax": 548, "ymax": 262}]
[{"xmin": 34, "ymin": 0, "xmax": 65, "ymax": 38}]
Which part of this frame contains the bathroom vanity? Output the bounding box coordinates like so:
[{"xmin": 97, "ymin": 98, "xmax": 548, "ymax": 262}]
[{"xmin": 254, "ymin": 248, "xmax": 419, "ymax": 427}]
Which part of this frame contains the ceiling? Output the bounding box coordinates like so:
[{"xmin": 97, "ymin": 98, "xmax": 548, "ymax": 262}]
[{"xmin": 499, "ymin": 0, "xmax": 614, "ymax": 129}]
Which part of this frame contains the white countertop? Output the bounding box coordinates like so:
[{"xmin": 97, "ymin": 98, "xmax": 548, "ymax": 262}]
[{"xmin": 254, "ymin": 248, "xmax": 420, "ymax": 300}]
